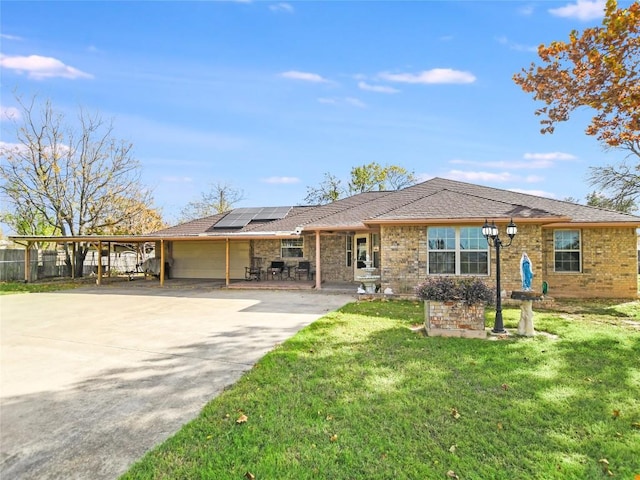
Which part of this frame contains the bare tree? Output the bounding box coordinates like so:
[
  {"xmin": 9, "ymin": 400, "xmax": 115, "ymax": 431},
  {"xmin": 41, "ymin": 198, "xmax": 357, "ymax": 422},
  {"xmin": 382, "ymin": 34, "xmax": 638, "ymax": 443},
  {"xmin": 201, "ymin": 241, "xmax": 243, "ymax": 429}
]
[
  {"xmin": 587, "ymin": 162, "xmax": 639, "ymax": 213},
  {"xmin": 304, "ymin": 173, "xmax": 344, "ymax": 205},
  {"xmin": 0, "ymin": 95, "xmax": 160, "ymax": 276},
  {"xmin": 178, "ymin": 181, "xmax": 245, "ymax": 222}
]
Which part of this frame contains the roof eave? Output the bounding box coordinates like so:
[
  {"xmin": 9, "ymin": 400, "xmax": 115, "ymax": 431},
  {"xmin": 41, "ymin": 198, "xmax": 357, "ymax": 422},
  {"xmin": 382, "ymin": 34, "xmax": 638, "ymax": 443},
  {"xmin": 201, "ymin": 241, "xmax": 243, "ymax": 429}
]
[
  {"xmin": 365, "ymin": 216, "xmax": 572, "ymax": 226},
  {"xmin": 542, "ymin": 221, "xmax": 640, "ymax": 228}
]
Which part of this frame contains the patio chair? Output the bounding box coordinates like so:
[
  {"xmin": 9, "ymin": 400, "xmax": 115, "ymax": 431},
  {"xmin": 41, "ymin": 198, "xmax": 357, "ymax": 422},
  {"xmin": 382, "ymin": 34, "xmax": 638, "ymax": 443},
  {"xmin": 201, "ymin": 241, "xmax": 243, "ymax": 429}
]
[
  {"xmin": 245, "ymin": 257, "xmax": 263, "ymax": 281},
  {"xmin": 295, "ymin": 261, "xmax": 311, "ymax": 280},
  {"xmin": 267, "ymin": 261, "xmax": 285, "ymax": 280}
]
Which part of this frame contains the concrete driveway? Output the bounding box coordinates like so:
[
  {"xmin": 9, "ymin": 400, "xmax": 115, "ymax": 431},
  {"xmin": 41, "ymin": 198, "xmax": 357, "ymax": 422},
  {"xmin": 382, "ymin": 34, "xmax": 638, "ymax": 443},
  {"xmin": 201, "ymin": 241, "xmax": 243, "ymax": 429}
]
[{"xmin": 0, "ymin": 286, "xmax": 354, "ymax": 480}]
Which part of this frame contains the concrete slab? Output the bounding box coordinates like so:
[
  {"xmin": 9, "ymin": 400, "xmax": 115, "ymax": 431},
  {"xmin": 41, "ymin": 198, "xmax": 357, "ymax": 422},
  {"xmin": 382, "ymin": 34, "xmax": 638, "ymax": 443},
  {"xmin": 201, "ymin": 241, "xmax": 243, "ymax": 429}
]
[{"xmin": 0, "ymin": 286, "xmax": 354, "ymax": 479}]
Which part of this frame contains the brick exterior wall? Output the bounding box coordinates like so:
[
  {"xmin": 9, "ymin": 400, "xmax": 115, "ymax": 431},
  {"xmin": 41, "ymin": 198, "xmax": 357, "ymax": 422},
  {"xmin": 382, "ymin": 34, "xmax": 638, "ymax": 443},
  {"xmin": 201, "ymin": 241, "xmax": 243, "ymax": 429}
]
[
  {"xmin": 542, "ymin": 227, "xmax": 638, "ymax": 298},
  {"xmin": 379, "ymin": 224, "xmax": 638, "ymax": 299},
  {"xmin": 315, "ymin": 234, "xmax": 353, "ymax": 282},
  {"xmin": 250, "ymin": 233, "xmax": 353, "ymax": 282}
]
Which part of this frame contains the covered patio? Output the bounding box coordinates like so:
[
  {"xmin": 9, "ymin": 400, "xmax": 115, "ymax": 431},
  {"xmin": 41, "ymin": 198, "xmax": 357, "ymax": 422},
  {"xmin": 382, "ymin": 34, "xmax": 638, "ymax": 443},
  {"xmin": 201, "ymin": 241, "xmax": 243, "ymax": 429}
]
[{"xmin": 8, "ymin": 230, "xmax": 333, "ymax": 290}]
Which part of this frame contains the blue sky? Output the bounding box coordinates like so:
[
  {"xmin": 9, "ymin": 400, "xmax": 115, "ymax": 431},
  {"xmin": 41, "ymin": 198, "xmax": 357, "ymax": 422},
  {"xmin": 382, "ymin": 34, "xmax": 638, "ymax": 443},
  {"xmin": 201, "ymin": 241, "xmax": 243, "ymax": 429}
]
[{"xmin": 0, "ymin": 0, "xmax": 630, "ymax": 224}]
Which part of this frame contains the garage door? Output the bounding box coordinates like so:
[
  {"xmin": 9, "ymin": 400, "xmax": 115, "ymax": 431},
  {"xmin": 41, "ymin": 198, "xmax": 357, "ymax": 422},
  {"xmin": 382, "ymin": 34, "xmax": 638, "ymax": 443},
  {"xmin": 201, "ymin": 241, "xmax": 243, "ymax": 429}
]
[{"xmin": 171, "ymin": 241, "xmax": 249, "ymax": 279}]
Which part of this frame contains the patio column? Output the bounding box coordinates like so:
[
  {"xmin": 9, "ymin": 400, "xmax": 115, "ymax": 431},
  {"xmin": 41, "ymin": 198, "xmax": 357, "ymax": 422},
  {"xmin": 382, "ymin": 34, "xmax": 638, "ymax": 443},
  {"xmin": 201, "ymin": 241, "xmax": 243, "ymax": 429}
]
[
  {"xmin": 315, "ymin": 231, "xmax": 321, "ymax": 290},
  {"xmin": 24, "ymin": 242, "xmax": 32, "ymax": 283},
  {"xmin": 225, "ymin": 238, "xmax": 230, "ymax": 287},
  {"xmin": 107, "ymin": 242, "xmax": 111, "ymax": 276},
  {"xmin": 97, "ymin": 241, "xmax": 103, "ymax": 285},
  {"xmin": 71, "ymin": 242, "xmax": 76, "ymax": 279},
  {"xmin": 159, "ymin": 239, "xmax": 166, "ymax": 286}
]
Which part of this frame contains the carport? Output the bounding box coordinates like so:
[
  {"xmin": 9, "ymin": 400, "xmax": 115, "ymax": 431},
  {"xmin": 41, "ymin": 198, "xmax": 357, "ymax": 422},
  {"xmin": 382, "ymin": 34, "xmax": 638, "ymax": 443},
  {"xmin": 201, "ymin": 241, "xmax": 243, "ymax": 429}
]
[{"xmin": 9, "ymin": 230, "xmax": 327, "ymax": 289}]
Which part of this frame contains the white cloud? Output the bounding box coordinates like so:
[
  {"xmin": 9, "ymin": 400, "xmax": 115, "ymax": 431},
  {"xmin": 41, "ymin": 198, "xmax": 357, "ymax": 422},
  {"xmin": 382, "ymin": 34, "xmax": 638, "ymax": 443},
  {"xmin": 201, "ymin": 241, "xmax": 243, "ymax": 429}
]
[
  {"xmin": 358, "ymin": 81, "xmax": 399, "ymax": 94},
  {"xmin": 523, "ymin": 152, "xmax": 577, "ymax": 161},
  {"xmin": 261, "ymin": 176, "xmax": 300, "ymax": 184},
  {"xmin": 495, "ymin": 36, "xmax": 537, "ymax": 53},
  {"xmin": 0, "ymin": 54, "xmax": 93, "ymax": 80},
  {"xmin": 0, "ymin": 106, "xmax": 20, "ymax": 121},
  {"xmin": 510, "ymin": 188, "xmax": 557, "ymax": 198},
  {"xmin": 446, "ymin": 170, "xmax": 517, "ymax": 182},
  {"xmin": 280, "ymin": 70, "xmax": 329, "ymax": 83},
  {"xmin": 548, "ymin": 0, "xmax": 605, "ymax": 21},
  {"xmin": 0, "ymin": 141, "xmax": 24, "ymax": 152},
  {"xmin": 379, "ymin": 68, "xmax": 476, "ymax": 85},
  {"xmin": 317, "ymin": 97, "xmax": 366, "ymax": 108},
  {"xmin": 0, "ymin": 140, "xmax": 72, "ymax": 159},
  {"xmin": 0, "ymin": 33, "xmax": 23, "ymax": 41},
  {"xmin": 269, "ymin": 2, "xmax": 294, "ymax": 13}
]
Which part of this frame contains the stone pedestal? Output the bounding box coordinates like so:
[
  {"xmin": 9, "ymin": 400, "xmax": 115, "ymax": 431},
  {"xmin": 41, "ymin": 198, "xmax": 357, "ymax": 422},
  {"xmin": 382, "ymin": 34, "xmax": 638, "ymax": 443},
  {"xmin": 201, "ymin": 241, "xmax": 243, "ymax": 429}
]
[{"xmin": 510, "ymin": 291, "xmax": 543, "ymax": 337}]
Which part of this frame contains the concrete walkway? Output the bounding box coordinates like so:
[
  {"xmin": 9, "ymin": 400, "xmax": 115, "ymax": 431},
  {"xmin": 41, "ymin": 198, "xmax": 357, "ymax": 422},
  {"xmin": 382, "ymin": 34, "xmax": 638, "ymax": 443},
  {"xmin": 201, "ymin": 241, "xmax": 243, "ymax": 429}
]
[{"xmin": 0, "ymin": 286, "xmax": 354, "ymax": 479}]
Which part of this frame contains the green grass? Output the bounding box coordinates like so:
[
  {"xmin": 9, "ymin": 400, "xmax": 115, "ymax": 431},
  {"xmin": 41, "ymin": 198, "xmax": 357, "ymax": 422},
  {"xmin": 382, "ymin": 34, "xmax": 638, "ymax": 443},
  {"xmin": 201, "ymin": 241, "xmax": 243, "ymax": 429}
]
[
  {"xmin": 121, "ymin": 298, "xmax": 640, "ymax": 480},
  {"xmin": 0, "ymin": 280, "xmax": 85, "ymax": 294}
]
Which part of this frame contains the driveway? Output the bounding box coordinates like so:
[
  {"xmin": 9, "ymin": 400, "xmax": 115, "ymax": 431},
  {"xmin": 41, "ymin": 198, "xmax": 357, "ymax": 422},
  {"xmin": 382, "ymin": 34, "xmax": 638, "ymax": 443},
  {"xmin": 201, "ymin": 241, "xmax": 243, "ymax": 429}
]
[{"xmin": 0, "ymin": 286, "xmax": 354, "ymax": 479}]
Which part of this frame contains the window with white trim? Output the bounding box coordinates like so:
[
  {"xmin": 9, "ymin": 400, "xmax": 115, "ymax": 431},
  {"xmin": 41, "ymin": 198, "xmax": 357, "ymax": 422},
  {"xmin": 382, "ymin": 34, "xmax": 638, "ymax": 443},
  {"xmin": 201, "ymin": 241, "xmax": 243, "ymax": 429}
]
[
  {"xmin": 345, "ymin": 235, "xmax": 353, "ymax": 267},
  {"xmin": 427, "ymin": 226, "xmax": 488, "ymax": 275},
  {"xmin": 281, "ymin": 238, "xmax": 303, "ymax": 258},
  {"xmin": 554, "ymin": 230, "xmax": 581, "ymax": 272}
]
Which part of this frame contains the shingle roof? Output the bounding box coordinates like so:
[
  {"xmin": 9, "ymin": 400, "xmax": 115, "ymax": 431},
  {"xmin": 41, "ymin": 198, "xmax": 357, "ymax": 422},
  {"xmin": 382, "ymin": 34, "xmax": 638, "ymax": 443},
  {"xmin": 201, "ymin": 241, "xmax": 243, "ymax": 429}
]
[
  {"xmin": 153, "ymin": 177, "xmax": 640, "ymax": 237},
  {"xmin": 151, "ymin": 213, "xmax": 228, "ymax": 236}
]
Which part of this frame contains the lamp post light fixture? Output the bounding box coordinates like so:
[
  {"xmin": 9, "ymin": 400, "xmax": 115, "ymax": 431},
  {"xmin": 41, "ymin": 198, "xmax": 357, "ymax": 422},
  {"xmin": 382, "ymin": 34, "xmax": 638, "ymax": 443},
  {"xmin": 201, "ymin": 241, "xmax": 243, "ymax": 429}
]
[{"xmin": 482, "ymin": 218, "xmax": 518, "ymax": 334}]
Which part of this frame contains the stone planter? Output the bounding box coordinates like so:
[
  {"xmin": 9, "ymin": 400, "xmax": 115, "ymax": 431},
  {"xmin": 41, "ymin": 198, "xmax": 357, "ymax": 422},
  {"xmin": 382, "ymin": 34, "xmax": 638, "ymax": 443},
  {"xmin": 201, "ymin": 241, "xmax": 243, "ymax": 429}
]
[{"xmin": 424, "ymin": 300, "xmax": 487, "ymax": 339}]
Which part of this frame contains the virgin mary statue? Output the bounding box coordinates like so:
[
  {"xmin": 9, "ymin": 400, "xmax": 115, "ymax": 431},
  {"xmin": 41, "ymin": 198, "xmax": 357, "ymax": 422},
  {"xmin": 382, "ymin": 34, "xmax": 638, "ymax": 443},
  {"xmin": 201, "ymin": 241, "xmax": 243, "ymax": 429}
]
[{"xmin": 520, "ymin": 253, "xmax": 533, "ymax": 291}]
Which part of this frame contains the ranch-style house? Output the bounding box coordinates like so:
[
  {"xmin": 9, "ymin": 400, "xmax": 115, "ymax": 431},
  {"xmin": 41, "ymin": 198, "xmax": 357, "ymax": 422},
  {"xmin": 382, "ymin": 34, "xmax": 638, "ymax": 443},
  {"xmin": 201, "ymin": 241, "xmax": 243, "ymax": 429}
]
[{"xmin": 10, "ymin": 177, "xmax": 640, "ymax": 298}]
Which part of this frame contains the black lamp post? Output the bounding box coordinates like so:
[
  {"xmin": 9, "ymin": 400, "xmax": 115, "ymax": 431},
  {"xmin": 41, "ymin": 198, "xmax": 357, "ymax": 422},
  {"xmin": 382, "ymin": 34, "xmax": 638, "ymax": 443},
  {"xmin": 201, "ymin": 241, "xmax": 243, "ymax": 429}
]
[{"xmin": 482, "ymin": 218, "xmax": 518, "ymax": 334}]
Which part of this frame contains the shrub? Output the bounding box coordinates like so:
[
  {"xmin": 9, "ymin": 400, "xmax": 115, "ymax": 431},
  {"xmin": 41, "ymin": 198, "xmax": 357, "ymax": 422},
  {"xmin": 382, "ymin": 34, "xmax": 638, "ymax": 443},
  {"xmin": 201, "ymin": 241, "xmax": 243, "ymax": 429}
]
[{"xmin": 415, "ymin": 277, "xmax": 495, "ymax": 305}]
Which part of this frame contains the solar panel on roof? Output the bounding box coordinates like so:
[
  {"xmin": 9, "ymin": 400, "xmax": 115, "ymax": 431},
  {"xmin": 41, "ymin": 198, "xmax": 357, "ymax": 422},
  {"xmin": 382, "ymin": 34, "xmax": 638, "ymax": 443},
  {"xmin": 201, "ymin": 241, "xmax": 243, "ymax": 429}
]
[
  {"xmin": 254, "ymin": 206, "xmax": 291, "ymax": 220},
  {"xmin": 213, "ymin": 206, "xmax": 292, "ymax": 229}
]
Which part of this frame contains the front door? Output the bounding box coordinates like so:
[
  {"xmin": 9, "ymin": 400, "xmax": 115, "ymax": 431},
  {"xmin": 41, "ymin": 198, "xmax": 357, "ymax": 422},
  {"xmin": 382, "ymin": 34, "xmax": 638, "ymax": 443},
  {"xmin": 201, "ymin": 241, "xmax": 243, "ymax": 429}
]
[{"xmin": 354, "ymin": 234, "xmax": 369, "ymax": 277}]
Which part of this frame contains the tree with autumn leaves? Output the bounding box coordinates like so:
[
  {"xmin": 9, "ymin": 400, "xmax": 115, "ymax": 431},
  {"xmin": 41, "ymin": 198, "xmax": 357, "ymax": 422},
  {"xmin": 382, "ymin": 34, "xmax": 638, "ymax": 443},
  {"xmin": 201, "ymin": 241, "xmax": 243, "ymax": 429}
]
[
  {"xmin": 0, "ymin": 95, "xmax": 166, "ymax": 276},
  {"xmin": 514, "ymin": 0, "xmax": 639, "ymax": 212}
]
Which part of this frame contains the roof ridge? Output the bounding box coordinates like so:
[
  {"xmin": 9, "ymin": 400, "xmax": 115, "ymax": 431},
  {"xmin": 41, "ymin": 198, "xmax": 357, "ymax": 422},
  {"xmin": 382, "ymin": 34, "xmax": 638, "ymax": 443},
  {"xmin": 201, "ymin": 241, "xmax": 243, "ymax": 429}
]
[
  {"xmin": 429, "ymin": 177, "xmax": 640, "ymax": 217},
  {"xmin": 296, "ymin": 191, "xmax": 396, "ymax": 226}
]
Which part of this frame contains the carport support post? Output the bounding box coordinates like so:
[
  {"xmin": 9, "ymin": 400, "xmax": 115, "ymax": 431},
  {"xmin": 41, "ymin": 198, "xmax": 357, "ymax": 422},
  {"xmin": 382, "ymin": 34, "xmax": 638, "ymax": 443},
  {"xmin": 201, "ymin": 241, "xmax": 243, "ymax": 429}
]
[
  {"xmin": 160, "ymin": 239, "xmax": 165, "ymax": 286},
  {"xmin": 315, "ymin": 231, "xmax": 321, "ymax": 290},
  {"xmin": 97, "ymin": 241, "xmax": 103, "ymax": 285},
  {"xmin": 107, "ymin": 242, "xmax": 111, "ymax": 276},
  {"xmin": 71, "ymin": 242, "xmax": 76, "ymax": 279},
  {"xmin": 225, "ymin": 238, "xmax": 230, "ymax": 287},
  {"xmin": 24, "ymin": 242, "xmax": 32, "ymax": 283}
]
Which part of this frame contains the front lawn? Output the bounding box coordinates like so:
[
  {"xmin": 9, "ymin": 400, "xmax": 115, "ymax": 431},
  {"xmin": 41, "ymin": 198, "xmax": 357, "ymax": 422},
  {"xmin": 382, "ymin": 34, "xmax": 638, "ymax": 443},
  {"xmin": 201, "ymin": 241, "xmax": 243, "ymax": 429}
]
[
  {"xmin": 0, "ymin": 280, "xmax": 85, "ymax": 294},
  {"xmin": 121, "ymin": 299, "xmax": 640, "ymax": 480}
]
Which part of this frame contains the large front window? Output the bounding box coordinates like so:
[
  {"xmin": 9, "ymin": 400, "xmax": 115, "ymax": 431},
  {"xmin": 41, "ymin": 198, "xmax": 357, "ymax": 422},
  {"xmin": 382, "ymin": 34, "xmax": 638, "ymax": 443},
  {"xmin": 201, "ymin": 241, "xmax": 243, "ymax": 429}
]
[
  {"xmin": 554, "ymin": 230, "xmax": 581, "ymax": 272},
  {"xmin": 427, "ymin": 227, "xmax": 488, "ymax": 275},
  {"xmin": 281, "ymin": 238, "xmax": 303, "ymax": 258}
]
